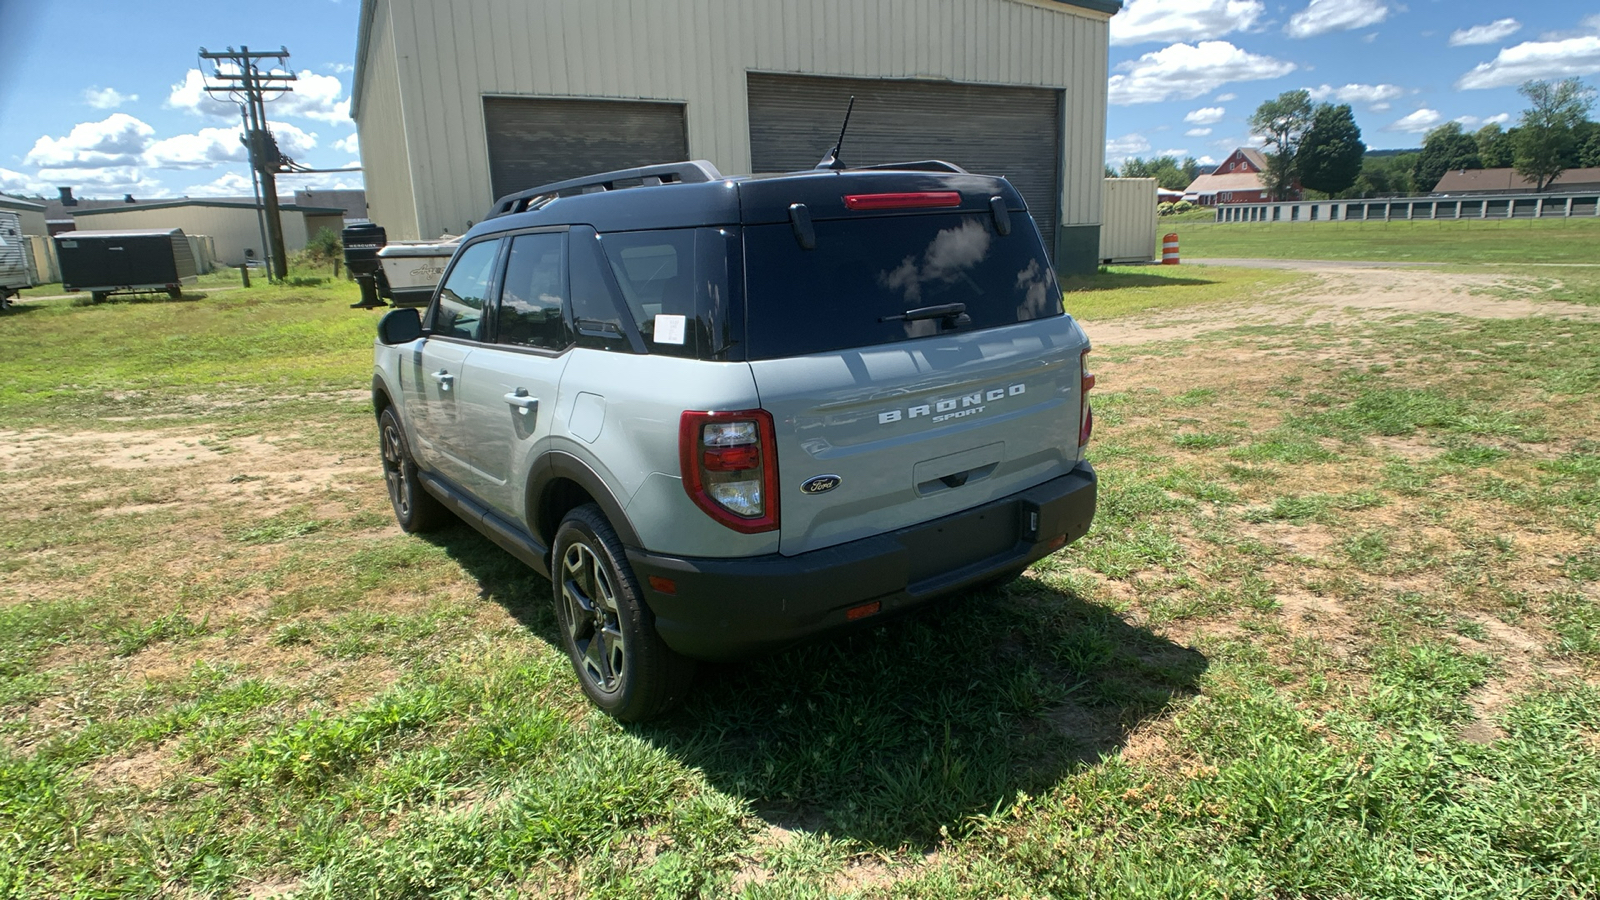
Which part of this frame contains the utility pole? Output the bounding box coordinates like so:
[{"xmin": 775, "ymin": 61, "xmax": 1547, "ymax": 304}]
[{"xmin": 199, "ymin": 46, "xmax": 296, "ymax": 281}]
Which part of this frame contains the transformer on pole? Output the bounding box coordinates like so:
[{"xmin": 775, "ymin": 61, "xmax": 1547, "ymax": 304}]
[{"xmin": 198, "ymin": 45, "xmax": 296, "ymax": 282}]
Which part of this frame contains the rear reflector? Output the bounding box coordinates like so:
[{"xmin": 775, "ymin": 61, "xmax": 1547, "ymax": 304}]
[
  {"xmin": 843, "ymin": 192, "xmax": 962, "ymax": 211},
  {"xmin": 846, "ymin": 601, "xmax": 882, "ymax": 621},
  {"xmin": 647, "ymin": 576, "xmax": 677, "ymax": 595}
]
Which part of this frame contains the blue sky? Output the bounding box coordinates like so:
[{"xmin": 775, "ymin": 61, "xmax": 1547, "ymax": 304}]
[{"xmin": 2, "ymin": 1, "xmax": 1599, "ymax": 201}]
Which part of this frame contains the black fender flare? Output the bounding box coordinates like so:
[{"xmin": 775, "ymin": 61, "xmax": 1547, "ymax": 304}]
[{"xmin": 527, "ymin": 450, "xmax": 642, "ymax": 550}]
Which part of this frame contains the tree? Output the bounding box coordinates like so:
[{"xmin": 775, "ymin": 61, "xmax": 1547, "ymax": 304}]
[
  {"xmin": 1475, "ymin": 124, "xmax": 1514, "ymax": 168},
  {"xmin": 1338, "ymin": 153, "xmax": 1419, "ymax": 199},
  {"xmin": 1296, "ymin": 103, "xmax": 1366, "ymax": 195},
  {"xmin": 1117, "ymin": 155, "xmax": 1197, "ymax": 190},
  {"xmin": 1513, "ymin": 77, "xmax": 1597, "ymax": 191},
  {"xmin": 1249, "ymin": 90, "xmax": 1315, "ymax": 200},
  {"xmin": 1413, "ymin": 122, "xmax": 1482, "ymax": 191}
]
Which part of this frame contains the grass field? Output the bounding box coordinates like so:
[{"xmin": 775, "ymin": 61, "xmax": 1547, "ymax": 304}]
[
  {"xmin": 1171, "ymin": 217, "xmax": 1600, "ymax": 266},
  {"xmin": 1, "ymin": 268, "xmax": 1597, "ymax": 897}
]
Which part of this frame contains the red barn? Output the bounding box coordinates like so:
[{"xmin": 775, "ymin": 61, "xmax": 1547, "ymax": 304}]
[{"xmin": 1184, "ymin": 148, "xmax": 1297, "ymax": 206}]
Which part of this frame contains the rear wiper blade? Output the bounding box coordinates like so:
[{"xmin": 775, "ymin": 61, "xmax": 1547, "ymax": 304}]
[{"xmin": 880, "ymin": 302, "xmax": 968, "ymax": 324}]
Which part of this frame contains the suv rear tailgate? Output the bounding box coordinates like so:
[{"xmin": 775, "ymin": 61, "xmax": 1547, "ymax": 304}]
[{"xmin": 751, "ymin": 314, "xmax": 1088, "ymax": 556}]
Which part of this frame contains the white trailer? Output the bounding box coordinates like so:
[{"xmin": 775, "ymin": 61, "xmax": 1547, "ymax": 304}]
[{"xmin": 0, "ymin": 211, "xmax": 38, "ymax": 309}]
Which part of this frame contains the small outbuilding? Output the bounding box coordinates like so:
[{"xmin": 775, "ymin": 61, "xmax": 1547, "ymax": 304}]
[
  {"xmin": 352, "ymin": 0, "xmax": 1123, "ymax": 274},
  {"xmin": 68, "ymin": 199, "xmax": 346, "ymax": 267}
]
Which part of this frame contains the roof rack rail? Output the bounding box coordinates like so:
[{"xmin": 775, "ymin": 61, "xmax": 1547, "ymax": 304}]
[
  {"xmin": 487, "ymin": 159, "xmax": 725, "ymax": 218},
  {"xmin": 856, "ymin": 160, "xmax": 969, "ymax": 174}
]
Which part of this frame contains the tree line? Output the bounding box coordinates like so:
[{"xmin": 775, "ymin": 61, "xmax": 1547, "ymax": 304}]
[{"xmin": 1111, "ymin": 77, "xmax": 1596, "ymax": 199}]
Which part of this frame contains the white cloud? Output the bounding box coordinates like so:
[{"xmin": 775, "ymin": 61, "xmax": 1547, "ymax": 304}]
[
  {"xmin": 278, "ymin": 170, "xmax": 365, "ymax": 192},
  {"xmin": 273, "ymin": 71, "xmax": 351, "ymax": 124},
  {"xmin": 1186, "ymin": 127, "xmax": 1214, "ymax": 136},
  {"xmin": 33, "ymin": 166, "xmax": 166, "ymax": 197},
  {"xmin": 334, "ymin": 132, "xmax": 360, "ymax": 155},
  {"xmin": 83, "ymin": 87, "xmax": 138, "ymax": 109},
  {"xmin": 24, "ymin": 114, "xmax": 155, "ymax": 168},
  {"xmin": 1307, "ymin": 83, "xmax": 1406, "ymax": 107},
  {"xmin": 1215, "ymin": 93, "xmax": 1238, "ymax": 101},
  {"xmin": 1185, "ymin": 106, "xmax": 1227, "ymax": 125},
  {"xmin": 1450, "ymin": 19, "xmax": 1521, "ymax": 47},
  {"xmin": 1455, "ymin": 113, "xmax": 1513, "ymax": 129},
  {"xmin": 167, "ymin": 69, "xmax": 243, "ymax": 119},
  {"xmin": 1111, "ymin": 0, "xmax": 1264, "ymax": 47},
  {"xmin": 1156, "ymin": 148, "xmax": 1190, "ymax": 159},
  {"xmin": 1384, "ymin": 109, "xmax": 1443, "ymax": 133},
  {"xmin": 1106, "ymin": 133, "xmax": 1153, "ymax": 161},
  {"xmin": 143, "ymin": 122, "xmax": 317, "ymax": 170},
  {"xmin": 183, "ymin": 171, "xmax": 257, "ymax": 198},
  {"xmin": 168, "ymin": 67, "xmax": 349, "ymax": 123},
  {"xmin": 0, "ymin": 167, "xmax": 46, "ymax": 196},
  {"xmin": 325, "ymin": 62, "xmax": 354, "ymax": 74},
  {"xmin": 1109, "ymin": 41, "xmax": 1296, "ymax": 105},
  {"xmin": 1456, "ymin": 36, "xmax": 1600, "ymax": 90},
  {"xmin": 1287, "ymin": 0, "xmax": 1391, "ymax": 39},
  {"xmin": 1196, "ymin": 155, "xmax": 1218, "ymax": 166}
]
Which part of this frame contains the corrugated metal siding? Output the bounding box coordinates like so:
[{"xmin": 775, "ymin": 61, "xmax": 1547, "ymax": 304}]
[
  {"xmin": 364, "ymin": 0, "xmax": 1110, "ymax": 241},
  {"xmin": 0, "ymin": 212, "xmax": 32, "ymax": 289},
  {"xmin": 354, "ymin": 0, "xmax": 421, "ymax": 239},
  {"xmin": 747, "ymin": 73, "xmax": 1061, "ymax": 246},
  {"xmin": 1099, "ymin": 178, "xmax": 1157, "ymax": 263}
]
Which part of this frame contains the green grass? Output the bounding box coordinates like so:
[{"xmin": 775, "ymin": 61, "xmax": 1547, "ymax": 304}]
[
  {"xmin": 1171, "ymin": 217, "xmax": 1600, "ymax": 265},
  {"xmin": 1, "ymin": 264, "xmax": 1598, "ymax": 896},
  {"xmin": 1063, "ymin": 264, "xmax": 1305, "ymax": 320}
]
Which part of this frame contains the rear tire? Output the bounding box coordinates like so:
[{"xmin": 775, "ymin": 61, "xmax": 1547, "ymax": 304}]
[
  {"xmin": 552, "ymin": 504, "xmax": 694, "ymax": 721},
  {"xmin": 90, "ymin": 291, "xmax": 108, "ymax": 303},
  {"xmin": 378, "ymin": 406, "xmax": 448, "ymax": 533}
]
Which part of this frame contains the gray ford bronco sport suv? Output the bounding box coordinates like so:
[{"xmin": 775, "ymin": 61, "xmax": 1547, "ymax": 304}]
[{"xmin": 371, "ymin": 158, "xmax": 1097, "ymax": 721}]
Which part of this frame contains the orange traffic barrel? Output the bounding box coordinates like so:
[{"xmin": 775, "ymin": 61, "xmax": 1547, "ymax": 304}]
[{"xmin": 1161, "ymin": 233, "xmax": 1180, "ymax": 265}]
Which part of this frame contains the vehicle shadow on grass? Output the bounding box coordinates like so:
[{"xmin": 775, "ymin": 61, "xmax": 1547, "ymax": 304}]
[
  {"xmin": 428, "ymin": 523, "xmax": 1207, "ymax": 849},
  {"xmin": 1062, "ymin": 270, "xmax": 1219, "ymax": 292}
]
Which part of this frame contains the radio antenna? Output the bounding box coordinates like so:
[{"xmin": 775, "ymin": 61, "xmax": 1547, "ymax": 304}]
[{"xmin": 816, "ymin": 95, "xmax": 856, "ymax": 171}]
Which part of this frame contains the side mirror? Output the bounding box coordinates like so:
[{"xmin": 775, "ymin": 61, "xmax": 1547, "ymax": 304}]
[{"xmin": 377, "ymin": 307, "xmax": 422, "ymax": 345}]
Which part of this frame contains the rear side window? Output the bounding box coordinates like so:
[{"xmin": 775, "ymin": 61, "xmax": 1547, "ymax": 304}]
[
  {"xmin": 741, "ymin": 211, "xmax": 1061, "ymax": 359},
  {"xmin": 497, "ymin": 232, "xmax": 569, "ymax": 351},
  {"xmin": 597, "ymin": 229, "xmax": 735, "ymax": 359},
  {"xmin": 429, "ymin": 239, "xmax": 501, "ymax": 341}
]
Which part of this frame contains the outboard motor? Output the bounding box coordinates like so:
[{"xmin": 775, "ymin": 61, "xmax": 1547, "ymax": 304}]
[{"xmin": 343, "ymin": 222, "xmax": 388, "ymax": 309}]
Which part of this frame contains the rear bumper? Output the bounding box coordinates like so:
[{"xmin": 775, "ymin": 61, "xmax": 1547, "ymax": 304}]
[{"xmin": 628, "ymin": 462, "xmax": 1096, "ymax": 660}]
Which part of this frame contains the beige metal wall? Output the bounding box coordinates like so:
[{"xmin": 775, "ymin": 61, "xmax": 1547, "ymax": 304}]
[
  {"xmin": 1099, "ymin": 177, "xmax": 1157, "ymax": 264},
  {"xmin": 0, "ymin": 200, "xmax": 48, "ymax": 238},
  {"xmin": 354, "ymin": 0, "xmax": 1111, "ymax": 244},
  {"xmin": 70, "ymin": 207, "xmax": 321, "ymax": 267},
  {"xmin": 354, "ymin": 0, "xmax": 420, "ymax": 239},
  {"xmin": 27, "ymin": 236, "xmax": 61, "ymax": 283}
]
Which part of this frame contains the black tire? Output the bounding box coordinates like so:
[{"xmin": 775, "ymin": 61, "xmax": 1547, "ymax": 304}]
[
  {"xmin": 167, "ymin": 287, "xmax": 182, "ymax": 300},
  {"xmin": 90, "ymin": 291, "xmax": 108, "ymax": 303},
  {"xmin": 552, "ymin": 504, "xmax": 694, "ymax": 721},
  {"xmin": 0, "ymin": 291, "xmax": 11, "ymax": 311},
  {"xmin": 377, "ymin": 406, "xmax": 448, "ymax": 533}
]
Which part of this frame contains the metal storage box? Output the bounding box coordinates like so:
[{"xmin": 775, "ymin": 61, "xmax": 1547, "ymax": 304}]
[{"xmin": 54, "ymin": 228, "xmax": 199, "ymax": 301}]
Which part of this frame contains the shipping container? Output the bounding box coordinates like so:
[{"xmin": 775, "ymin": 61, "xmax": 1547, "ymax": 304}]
[{"xmin": 54, "ymin": 228, "xmax": 199, "ymax": 301}]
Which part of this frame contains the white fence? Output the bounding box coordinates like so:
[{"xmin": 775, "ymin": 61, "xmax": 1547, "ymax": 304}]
[{"xmin": 1215, "ymin": 192, "xmax": 1600, "ymax": 224}]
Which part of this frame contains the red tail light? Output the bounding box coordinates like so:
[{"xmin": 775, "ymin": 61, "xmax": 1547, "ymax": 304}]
[
  {"xmin": 1079, "ymin": 349, "xmax": 1095, "ymax": 448},
  {"xmin": 843, "ymin": 192, "xmax": 962, "ymax": 211},
  {"xmin": 680, "ymin": 410, "xmax": 780, "ymax": 533}
]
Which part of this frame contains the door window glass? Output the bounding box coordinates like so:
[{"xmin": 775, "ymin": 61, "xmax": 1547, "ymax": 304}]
[
  {"xmin": 430, "ymin": 239, "xmax": 500, "ymax": 341},
  {"xmin": 498, "ymin": 232, "xmax": 569, "ymax": 350}
]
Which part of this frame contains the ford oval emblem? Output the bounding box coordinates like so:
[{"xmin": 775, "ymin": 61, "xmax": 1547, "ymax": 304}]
[{"xmin": 801, "ymin": 474, "xmax": 842, "ymax": 495}]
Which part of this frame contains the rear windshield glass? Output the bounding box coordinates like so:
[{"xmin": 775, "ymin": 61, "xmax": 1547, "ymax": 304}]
[{"xmin": 742, "ymin": 211, "xmax": 1061, "ymax": 359}]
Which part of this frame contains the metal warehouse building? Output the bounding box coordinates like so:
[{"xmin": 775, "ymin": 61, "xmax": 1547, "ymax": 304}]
[
  {"xmin": 352, "ymin": 0, "xmax": 1120, "ymax": 274},
  {"xmin": 69, "ymin": 200, "xmax": 347, "ymax": 268}
]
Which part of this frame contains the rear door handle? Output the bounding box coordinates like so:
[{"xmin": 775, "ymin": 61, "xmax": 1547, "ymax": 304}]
[
  {"xmin": 432, "ymin": 370, "xmax": 454, "ymax": 391},
  {"xmin": 503, "ymin": 389, "xmax": 538, "ymax": 417}
]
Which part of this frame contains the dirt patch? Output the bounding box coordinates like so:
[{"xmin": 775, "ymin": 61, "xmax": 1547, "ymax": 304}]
[
  {"xmin": 1085, "ymin": 265, "xmax": 1600, "ymax": 348},
  {"xmin": 87, "ymin": 742, "xmax": 181, "ymax": 792}
]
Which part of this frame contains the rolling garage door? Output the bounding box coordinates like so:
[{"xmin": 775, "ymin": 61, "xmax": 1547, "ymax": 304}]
[
  {"xmin": 747, "ymin": 73, "xmax": 1062, "ymax": 253},
  {"xmin": 483, "ymin": 97, "xmax": 689, "ymax": 201}
]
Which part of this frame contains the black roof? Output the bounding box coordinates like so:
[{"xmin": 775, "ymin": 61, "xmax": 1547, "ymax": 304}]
[{"xmin": 465, "ymin": 164, "xmax": 1029, "ymax": 240}]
